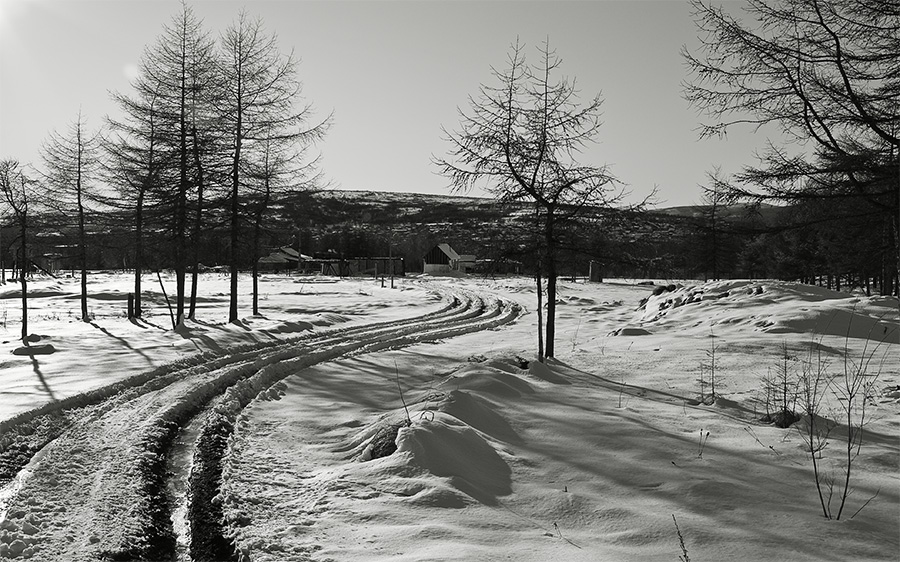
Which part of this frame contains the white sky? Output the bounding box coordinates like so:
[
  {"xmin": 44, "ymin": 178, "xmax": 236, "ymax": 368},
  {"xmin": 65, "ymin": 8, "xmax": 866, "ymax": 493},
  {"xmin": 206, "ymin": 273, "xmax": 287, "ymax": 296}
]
[{"xmin": 0, "ymin": 0, "xmax": 775, "ymax": 208}]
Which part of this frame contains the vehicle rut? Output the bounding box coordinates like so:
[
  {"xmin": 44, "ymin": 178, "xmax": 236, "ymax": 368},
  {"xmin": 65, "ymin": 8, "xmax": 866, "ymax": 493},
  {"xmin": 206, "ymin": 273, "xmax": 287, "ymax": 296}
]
[{"xmin": 0, "ymin": 285, "xmax": 521, "ymax": 561}]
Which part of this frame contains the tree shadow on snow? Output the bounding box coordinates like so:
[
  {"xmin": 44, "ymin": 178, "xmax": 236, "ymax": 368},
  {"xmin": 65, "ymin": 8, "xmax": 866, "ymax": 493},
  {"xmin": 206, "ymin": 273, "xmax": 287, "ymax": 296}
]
[
  {"xmin": 90, "ymin": 322, "xmax": 154, "ymax": 366},
  {"xmin": 16, "ymin": 339, "xmax": 58, "ymax": 402}
]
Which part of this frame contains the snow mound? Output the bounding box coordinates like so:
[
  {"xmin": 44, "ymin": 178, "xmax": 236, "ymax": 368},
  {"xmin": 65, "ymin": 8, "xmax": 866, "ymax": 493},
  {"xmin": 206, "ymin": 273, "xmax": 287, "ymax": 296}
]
[
  {"xmin": 11, "ymin": 344, "xmax": 56, "ymax": 356},
  {"xmin": 347, "ymin": 374, "xmax": 522, "ymax": 506},
  {"xmin": 440, "ymin": 364, "xmax": 535, "ymax": 398},
  {"xmin": 396, "ymin": 413, "xmax": 512, "ymax": 506},
  {"xmin": 77, "ymin": 290, "xmax": 127, "ymax": 301},
  {"xmin": 586, "ymin": 300, "xmax": 624, "ymax": 313},
  {"xmin": 0, "ymin": 284, "xmax": 66, "ymax": 299},
  {"xmin": 435, "ymin": 390, "xmax": 521, "ymax": 443},
  {"xmin": 637, "ymin": 280, "xmax": 899, "ymax": 341},
  {"xmin": 527, "ymin": 360, "xmax": 570, "ymax": 385},
  {"xmin": 609, "ymin": 327, "xmax": 652, "ymax": 336},
  {"xmin": 557, "ymin": 295, "xmax": 596, "ymax": 306},
  {"xmin": 484, "ymin": 355, "xmax": 530, "ymax": 373},
  {"xmin": 311, "ymin": 312, "xmax": 350, "ymax": 326},
  {"xmin": 265, "ymin": 320, "xmax": 314, "ymax": 334},
  {"xmin": 759, "ymin": 307, "xmax": 899, "ymax": 340}
]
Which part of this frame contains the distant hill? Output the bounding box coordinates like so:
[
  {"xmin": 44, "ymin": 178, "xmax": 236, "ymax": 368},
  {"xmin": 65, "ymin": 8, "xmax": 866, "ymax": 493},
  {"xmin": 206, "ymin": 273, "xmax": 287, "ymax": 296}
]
[
  {"xmin": 652, "ymin": 202, "xmax": 784, "ymax": 223},
  {"xmin": 304, "ymin": 189, "xmax": 783, "ymax": 224},
  {"xmin": 21, "ymin": 188, "xmax": 771, "ymax": 279}
]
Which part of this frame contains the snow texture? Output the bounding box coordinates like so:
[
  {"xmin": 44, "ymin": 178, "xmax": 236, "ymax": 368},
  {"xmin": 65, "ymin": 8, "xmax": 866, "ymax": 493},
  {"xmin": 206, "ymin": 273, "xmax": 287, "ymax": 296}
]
[{"xmin": 0, "ymin": 272, "xmax": 896, "ymax": 561}]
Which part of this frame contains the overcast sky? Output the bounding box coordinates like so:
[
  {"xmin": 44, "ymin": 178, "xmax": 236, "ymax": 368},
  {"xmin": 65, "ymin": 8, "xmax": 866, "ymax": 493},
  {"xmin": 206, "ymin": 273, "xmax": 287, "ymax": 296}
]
[{"xmin": 0, "ymin": 0, "xmax": 771, "ymax": 208}]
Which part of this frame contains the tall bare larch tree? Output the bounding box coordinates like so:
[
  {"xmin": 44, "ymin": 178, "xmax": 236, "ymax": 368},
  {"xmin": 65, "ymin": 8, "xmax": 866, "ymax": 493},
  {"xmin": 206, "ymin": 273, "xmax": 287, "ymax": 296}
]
[
  {"xmin": 106, "ymin": 81, "xmax": 166, "ymax": 320},
  {"xmin": 140, "ymin": 1, "xmax": 218, "ymax": 325},
  {"xmin": 436, "ymin": 40, "xmax": 623, "ymax": 359},
  {"xmin": 41, "ymin": 110, "xmax": 101, "ymax": 321},
  {"xmin": 0, "ymin": 160, "xmax": 34, "ymax": 341},
  {"xmin": 218, "ymin": 11, "xmax": 329, "ymax": 323}
]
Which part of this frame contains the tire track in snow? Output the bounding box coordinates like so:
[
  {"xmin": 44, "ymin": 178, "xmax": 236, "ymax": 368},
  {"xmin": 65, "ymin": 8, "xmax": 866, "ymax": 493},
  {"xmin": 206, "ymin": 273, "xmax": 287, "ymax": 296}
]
[
  {"xmin": 188, "ymin": 288, "xmax": 522, "ymax": 561},
  {"xmin": 0, "ymin": 284, "xmax": 521, "ymax": 561},
  {"xmin": 0, "ymin": 287, "xmax": 467, "ymax": 559},
  {"xmin": 0, "ymin": 288, "xmax": 461, "ymax": 490}
]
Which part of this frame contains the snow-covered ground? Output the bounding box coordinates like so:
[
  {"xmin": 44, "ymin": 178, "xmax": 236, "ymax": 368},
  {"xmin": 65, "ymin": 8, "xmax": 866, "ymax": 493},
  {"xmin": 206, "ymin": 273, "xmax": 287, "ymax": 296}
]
[
  {"xmin": 0, "ymin": 272, "xmax": 897, "ymax": 561},
  {"xmin": 0, "ymin": 273, "xmax": 435, "ymax": 422}
]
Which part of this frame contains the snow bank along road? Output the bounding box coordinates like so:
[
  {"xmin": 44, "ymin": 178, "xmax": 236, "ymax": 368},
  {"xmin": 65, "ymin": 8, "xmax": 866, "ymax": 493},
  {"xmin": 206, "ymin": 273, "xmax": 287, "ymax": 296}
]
[{"xmin": 0, "ymin": 284, "xmax": 521, "ymax": 561}]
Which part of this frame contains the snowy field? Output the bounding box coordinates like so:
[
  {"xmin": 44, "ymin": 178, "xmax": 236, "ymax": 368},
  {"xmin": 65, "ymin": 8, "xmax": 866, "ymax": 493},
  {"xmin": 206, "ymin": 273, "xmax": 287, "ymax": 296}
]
[{"xmin": 0, "ymin": 272, "xmax": 897, "ymax": 561}]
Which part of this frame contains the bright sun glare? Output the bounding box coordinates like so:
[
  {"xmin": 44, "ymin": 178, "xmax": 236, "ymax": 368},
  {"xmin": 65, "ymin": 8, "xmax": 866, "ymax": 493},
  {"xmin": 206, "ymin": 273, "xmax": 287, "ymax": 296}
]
[{"xmin": 0, "ymin": 0, "xmax": 27, "ymax": 30}]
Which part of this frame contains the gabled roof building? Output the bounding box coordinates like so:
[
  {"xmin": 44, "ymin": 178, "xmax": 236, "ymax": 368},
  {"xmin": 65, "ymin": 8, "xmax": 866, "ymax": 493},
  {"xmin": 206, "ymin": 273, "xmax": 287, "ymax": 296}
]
[{"xmin": 423, "ymin": 243, "xmax": 475, "ymax": 275}]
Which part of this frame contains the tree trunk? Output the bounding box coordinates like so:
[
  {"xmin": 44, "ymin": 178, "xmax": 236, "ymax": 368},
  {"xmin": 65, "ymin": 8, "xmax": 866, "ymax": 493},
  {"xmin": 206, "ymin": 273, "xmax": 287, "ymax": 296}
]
[
  {"xmin": 544, "ymin": 208, "xmax": 557, "ymax": 358},
  {"xmin": 78, "ymin": 195, "xmax": 88, "ymax": 322},
  {"xmin": 535, "ymin": 267, "xmax": 544, "ymax": 362},
  {"xmin": 188, "ymin": 125, "xmax": 205, "ymax": 320},
  {"xmin": 79, "ymin": 218, "xmax": 88, "ymax": 321},
  {"xmin": 175, "ymin": 31, "xmax": 189, "ymax": 327},
  {"xmin": 545, "ymin": 266, "xmax": 557, "ymax": 358},
  {"xmin": 229, "ymin": 179, "xmax": 239, "ymax": 323},
  {"xmin": 883, "ymin": 217, "xmax": 897, "ymax": 296},
  {"xmin": 18, "ymin": 220, "xmax": 27, "ymax": 341},
  {"xmin": 175, "ymin": 195, "xmax": 186, "ymax": 326},
  {"xmin": 229, "ymin": 110, "xmax": 242, "ymax": 324},
  {"xmin": 252, "ymin": 213, "xmax": 261, "ymax": 316},
  {"xmin": 74, "ymin": 123, "xmax": 89, "ymax": 322},
  {"xmin": 134, "ymin": 187, "xmax": 144, "ymax": 319}
]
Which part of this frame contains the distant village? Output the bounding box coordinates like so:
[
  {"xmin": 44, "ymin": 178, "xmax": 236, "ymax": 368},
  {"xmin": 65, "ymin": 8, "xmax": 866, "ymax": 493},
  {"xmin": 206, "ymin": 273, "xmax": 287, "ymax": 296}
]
[{"xmin": 258, "ymin": 242, "xmax": 481, "ymax": 277}]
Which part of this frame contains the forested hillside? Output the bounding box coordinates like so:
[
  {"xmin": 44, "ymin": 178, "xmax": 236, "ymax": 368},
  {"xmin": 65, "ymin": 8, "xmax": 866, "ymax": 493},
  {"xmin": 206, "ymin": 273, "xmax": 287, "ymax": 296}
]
[{"xmin": 4, "ymin": 187, "xmax": 890, "ymax": 296}]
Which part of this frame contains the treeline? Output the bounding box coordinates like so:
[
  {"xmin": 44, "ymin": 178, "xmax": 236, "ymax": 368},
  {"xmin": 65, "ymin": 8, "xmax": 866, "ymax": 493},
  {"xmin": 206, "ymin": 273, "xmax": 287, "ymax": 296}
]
[
  {"xmin": 660, "ymin": 199, "xmax": 897, "ymax": 297},
  {"xmin": 682, "ymin": 0, "xmax": 898, "ymax": 297},
  {"xmin": 4, "ymin": 181, "xmax": 890, "ymax": 297},
  {"xmin": 2, "ymin": 0, "xmax": 896, "ymax": 349},
  {"xmin": 0, "ymin": 3, "xmax": 329, "ymax": 337}
]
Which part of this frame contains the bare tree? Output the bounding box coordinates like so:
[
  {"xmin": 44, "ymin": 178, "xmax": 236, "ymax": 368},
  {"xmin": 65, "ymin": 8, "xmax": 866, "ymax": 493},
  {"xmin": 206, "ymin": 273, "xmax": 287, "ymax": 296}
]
[
  {"xmin": 0, "ymin": 161, "xmax": 35, "ymax": 341},
  {"xmin": 797, "ymin": 327, "xmax": 890, "ymax": 520},
  {"xmin": 128, "ymin": 1, "xmax": 218, "ymax": 326},
  {"xmin": 40, "ymin": 110, "xmax": 102, "ymax": 321},
  {"xmin": 683, "ymin": 0, "xmax": 899, "ymax": 294},
  {"xmin": 184, "ymin": 10, "xmax": 221, "ymax": 321},
  {"xmin": 106, "ymin": 80, "xmax": 167, "ymax": 320},
  {"xmin": 109, "ymin": 2, "xmax": 217, "ymax": 325},
  {"xmin": 696, "ymin": 169, "xmax": 735, "ymax": 281},
  {"xmin": 247, "ymin": 134, "xmax": 322, "ymax": 315},
  {"xmin": 218, "ymin": 11, "xmax": 329, "ymax": 323},
  {"xmin": 436, "ymin": 39, "xmax": 624, "ymax": 359}
]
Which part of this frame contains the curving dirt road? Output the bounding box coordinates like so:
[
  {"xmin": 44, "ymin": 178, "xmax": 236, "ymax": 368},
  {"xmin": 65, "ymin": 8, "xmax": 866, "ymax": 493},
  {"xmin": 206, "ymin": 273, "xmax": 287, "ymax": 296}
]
[{"xmin": 0, "ymin": 284, "xmax": 521, "ymax": 561}]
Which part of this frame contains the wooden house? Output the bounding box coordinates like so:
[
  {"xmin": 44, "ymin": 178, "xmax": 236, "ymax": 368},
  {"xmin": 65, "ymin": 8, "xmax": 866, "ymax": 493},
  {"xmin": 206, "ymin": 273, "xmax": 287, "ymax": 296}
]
[
  {"xmin": 258, "ymin": 246, "xmax": 309, "ymax": 272},
  {"xmin": 423, "ymin": 243, "xmax": 475, "ymax": 275}
]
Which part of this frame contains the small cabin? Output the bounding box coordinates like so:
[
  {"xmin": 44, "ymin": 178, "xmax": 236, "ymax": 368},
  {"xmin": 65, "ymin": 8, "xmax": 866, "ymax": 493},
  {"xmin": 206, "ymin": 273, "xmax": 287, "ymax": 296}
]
[
  {"xmin": 258, "ymin": 246, "xmax": 309, "ymax": 272},
  {"xmin": 423, "ymin": 243, "xmax": 475, "ymax": 275}
]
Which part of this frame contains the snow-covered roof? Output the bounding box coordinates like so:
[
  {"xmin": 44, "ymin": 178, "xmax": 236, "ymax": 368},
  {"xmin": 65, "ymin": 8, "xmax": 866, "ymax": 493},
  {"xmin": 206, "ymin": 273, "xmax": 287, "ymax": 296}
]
[
  {"xmin": 276, "ymin": 247, "xmax": 313, "ymax": 261},
  {"xmin": 259, "ymin": 247, "xmax": 304, "ymax": 264},
  {"xmin": 280, "ymin": 247, "xmax": 300, "ymax": 259},
  {"xmin": 436, "ymin": 243, "xmax": 460, "ymax": 260},
  {"xmin": 258, "ymin": 254, "xmax": 290, "ymax": 264}
]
